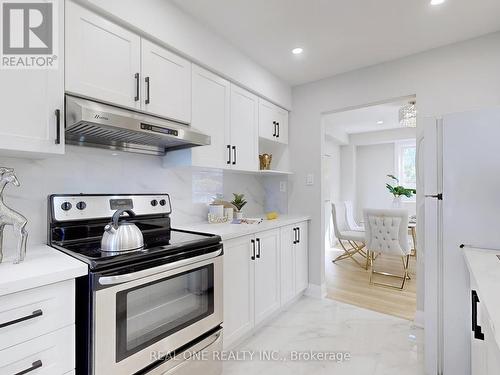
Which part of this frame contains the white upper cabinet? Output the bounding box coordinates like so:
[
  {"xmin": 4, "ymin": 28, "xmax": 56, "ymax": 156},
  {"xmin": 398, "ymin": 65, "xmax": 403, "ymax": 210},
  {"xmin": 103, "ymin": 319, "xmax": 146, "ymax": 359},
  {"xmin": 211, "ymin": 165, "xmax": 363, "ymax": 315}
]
[
  {"xmin": 141, "ymin": 39, "xmax": 191, "ymax": 123},
  {"xmin": 66, "ymin": 2, "xmax": 191, "ymax": 124},
  {"xmin": 190, "ymin": 65, "xmax": 230, "ymax": 169},
  {"xmin": 65, "ymin": 1, "xmax": 141, "ymax": 110},
  {"xmin": 0, "ymin": 0, "xmax": 64, "ymax": 156},
  {"xmin": 230, "ymin": 85, "xmax": 258, "ymax": 171},
  {"xmin": 258, "ymin": 98, "xmax": 288, "ymax": 144},
  {"xmin": 254, "ymin": 229, "xmax": 281, "ymax": 325}
]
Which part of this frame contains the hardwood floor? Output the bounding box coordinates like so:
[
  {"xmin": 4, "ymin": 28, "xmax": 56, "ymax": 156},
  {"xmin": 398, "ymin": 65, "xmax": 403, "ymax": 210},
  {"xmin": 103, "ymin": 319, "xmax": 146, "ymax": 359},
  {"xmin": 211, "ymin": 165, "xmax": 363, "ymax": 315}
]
[{"xmin": 325, "ymin": 247, "xmax": 417, "ymax": 321}]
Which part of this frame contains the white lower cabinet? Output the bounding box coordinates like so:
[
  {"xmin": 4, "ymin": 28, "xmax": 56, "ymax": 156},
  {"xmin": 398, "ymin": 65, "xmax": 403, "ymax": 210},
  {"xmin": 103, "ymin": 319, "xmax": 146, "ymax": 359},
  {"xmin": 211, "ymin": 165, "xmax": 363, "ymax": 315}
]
[
  {"xmin": 223, "ymin": 221, "xmax": 308, "ymax": 349},
  {"xmin": 254, "ymin": 229, "xmax": 281, "ymax": 325},
  {"xmin": 470, "ymin": 281, "xmax": 500, "ymax": 375},
  {"xmin": 0, "ymin": 280, "xmax": 77, "ymax": 375}
]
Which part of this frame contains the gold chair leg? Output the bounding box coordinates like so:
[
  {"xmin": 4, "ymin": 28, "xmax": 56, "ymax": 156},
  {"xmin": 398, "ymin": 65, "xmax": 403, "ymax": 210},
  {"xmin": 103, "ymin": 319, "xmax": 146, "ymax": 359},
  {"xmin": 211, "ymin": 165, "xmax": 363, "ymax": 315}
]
[
  {"xmin": 333, "ymin": 239, "xmax": 366, "ymax": 268},
  {"xmin": 370, "ymin": 254, "xmax": 411, "ymax": 290}
]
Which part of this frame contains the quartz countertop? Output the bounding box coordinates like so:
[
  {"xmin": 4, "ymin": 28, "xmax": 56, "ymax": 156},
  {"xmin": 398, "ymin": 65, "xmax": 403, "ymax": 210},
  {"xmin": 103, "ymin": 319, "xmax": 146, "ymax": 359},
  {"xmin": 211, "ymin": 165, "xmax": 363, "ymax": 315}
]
[
  {"xmin": 0, "ymin": 244, "xmax": 88, "ymax": 297},
  {"xmin": 463, "ymin": 247, "xmax": 500, "ymax": 349},
  {"xmin": 176, "ymin": 214, "xmax": 311, "ymax": 241}
]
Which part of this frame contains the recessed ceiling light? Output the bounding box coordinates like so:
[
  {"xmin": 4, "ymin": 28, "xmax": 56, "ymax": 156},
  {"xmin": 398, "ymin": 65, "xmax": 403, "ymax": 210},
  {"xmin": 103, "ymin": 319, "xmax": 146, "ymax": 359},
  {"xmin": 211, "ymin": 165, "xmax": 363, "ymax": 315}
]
[
  {"xmin": 430, "ymin": 0, "xmax": 445, "ymax": 5},
  {"xmin": 292, "ymin": 47, "xmax": 303, "ymax": 55},
  {"xmin": 377, "ymin": 120, "xmax": 384, "ymax": 125}
]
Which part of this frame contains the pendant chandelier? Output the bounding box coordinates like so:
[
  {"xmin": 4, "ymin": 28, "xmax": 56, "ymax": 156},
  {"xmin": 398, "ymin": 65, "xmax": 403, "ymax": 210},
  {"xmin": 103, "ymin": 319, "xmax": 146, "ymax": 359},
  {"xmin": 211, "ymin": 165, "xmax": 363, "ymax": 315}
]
[{"xmin": 399, "ymin": 100, "xmax": 417, "ymax": 127}]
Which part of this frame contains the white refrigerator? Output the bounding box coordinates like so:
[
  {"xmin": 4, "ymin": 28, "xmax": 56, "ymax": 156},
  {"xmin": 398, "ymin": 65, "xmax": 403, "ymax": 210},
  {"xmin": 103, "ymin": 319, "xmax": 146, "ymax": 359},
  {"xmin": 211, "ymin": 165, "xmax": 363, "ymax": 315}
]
[{"xmin": 424, "ymin": 107, "xmax": 500, "ymax": 375}]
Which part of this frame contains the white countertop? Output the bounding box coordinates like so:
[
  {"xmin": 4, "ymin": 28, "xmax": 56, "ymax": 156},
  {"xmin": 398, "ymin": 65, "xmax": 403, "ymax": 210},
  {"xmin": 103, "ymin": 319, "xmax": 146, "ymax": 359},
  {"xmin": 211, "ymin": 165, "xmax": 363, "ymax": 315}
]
[
  {"xmin": 0, "ymin": 245, "xmax": 88, "ymax": 297},
  {"xmin": 177, "ymin": 214, "xmax": 311, "ymax": 241},
  {"xmin": 463, "ymin": 247, "xmax": 500, "ymax": 348}
]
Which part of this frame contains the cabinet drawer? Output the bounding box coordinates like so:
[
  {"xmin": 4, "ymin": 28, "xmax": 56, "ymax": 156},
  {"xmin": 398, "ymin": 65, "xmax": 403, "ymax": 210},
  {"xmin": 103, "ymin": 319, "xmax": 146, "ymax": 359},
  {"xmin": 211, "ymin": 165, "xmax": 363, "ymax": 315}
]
[
  {"xmin": 0, "ymin": 280, "xmax": 74, "ymax": 350},
  {"xmin": 0, "ymin": 325, "xmax": 74, "ymax": 375}
]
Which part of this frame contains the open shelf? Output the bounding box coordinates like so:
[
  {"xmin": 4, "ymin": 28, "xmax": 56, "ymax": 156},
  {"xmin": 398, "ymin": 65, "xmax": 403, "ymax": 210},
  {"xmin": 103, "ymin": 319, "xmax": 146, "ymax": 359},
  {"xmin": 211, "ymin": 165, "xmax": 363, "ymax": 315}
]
[{"xmin": 258, "ymin": 169, "xmax": 293, "ymax": 175}]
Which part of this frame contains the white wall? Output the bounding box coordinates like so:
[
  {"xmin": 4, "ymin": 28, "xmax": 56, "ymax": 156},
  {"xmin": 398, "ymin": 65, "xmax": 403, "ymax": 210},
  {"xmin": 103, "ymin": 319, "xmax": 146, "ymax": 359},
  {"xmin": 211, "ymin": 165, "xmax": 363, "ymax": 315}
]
[
  {"xmin": 78, "ymin": 0, "xmax": 291, "ymax": 109},
  {"xmin": 289, "ymin": 30, "xmax": 500, "ymax": 309},
  {"xmin": 0, "ymin": 146, "xmax": 284, "ymax": 262}
]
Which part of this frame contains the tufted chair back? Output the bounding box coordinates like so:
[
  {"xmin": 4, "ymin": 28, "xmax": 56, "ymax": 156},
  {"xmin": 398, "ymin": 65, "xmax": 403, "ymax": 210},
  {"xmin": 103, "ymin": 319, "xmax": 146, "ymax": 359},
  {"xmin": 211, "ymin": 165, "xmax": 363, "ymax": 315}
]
[{"xmin": 363, "ymin": 209, "xmax": 410, "ymax": 256}]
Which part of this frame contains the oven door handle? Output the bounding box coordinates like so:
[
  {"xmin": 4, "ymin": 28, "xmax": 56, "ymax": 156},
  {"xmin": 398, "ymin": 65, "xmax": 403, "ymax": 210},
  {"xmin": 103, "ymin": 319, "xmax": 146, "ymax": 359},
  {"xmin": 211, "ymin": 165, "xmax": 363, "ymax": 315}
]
[{"xmin": 98, "ymin": 248, "xmax": 223, "ymax": 286}]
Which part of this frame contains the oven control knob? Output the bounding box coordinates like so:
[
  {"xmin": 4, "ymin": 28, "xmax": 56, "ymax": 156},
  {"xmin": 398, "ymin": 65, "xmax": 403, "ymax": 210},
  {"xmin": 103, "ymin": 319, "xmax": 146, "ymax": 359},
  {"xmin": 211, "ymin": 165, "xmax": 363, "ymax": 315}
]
[
  {"xmin": 76, "ymin": 201, "xmax": 87, "ymax": 210},
  {"xmin": 61, "ymin": 202, "xmax": 72, "ymax": 211},
  {"xmin": 159, "ymin": 199, "xmax": 166, "ymax": 206},
  {"xmin": 151, "ymin": 199, "xmax": 158, "ymax": 207}
]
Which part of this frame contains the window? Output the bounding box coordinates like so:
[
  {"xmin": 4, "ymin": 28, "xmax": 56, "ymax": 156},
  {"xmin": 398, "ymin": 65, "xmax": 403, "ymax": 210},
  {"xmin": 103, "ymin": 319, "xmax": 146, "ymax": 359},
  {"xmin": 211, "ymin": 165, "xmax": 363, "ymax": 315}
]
[{"xmin": 395, "ymin": 140, "xmax": 416, "ymax": 191}]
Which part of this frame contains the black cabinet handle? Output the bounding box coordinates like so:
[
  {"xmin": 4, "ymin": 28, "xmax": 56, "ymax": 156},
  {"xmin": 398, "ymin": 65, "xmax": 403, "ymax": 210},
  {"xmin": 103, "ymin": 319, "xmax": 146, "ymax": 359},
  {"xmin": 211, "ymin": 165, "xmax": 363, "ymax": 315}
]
[
  {"xmin": 276, "ymin": 122, "xmax": 280, "ymax": 138},
  {"xmin": 54, "ymin": 109, "xmax": 61, "ymax": 145},
  {"xmin": 251, "ymin": 239, "xmax": 255, "ymax": 260},
  {"xmin": 134, "ymin": 73, "xmax": 140, "ymax": 101},
  {"xmin": 14, "ymin": 360, "xmax": 42, "ymax": 375},
  {"xmin": 471, "ymin": 290, "xmax": 484, "ymax": 340},
  {"xmin": 256, "ymin": 238, "xmax": 261, "ymax": 259},
  {"xmin": 272, "ymin": 121, "xmax": 277, "ymax": 137},
  {"xmin": 227, "ymin": 145, "xmax": 231, "ymax": 164},
  {"xmin": 232, "ymin": 146, "xmax": 236, "ymax": 165},
  {"xmin": 297, "ymin": 227, "xmax": 300, "ymax": 243},
  {"xmin": 145, "ymin": 76, "xmax": 150, "ymax": 104},
  {"xmin": 293, "ymin": 228, "xmax": 297, "ymax": 244},
  {"xmin": 0, "ymin": 309, "xmax": 43, "ymax": 329}
]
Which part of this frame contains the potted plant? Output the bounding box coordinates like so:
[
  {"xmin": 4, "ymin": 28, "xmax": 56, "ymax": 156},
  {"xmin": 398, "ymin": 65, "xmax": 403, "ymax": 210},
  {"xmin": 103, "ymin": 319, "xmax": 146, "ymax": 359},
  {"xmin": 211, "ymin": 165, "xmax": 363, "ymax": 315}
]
[
  {"xmin": 386, "ymin": 175, "xmax": 416, "ymax": 208},
  {"xmin": 231, "ymin": 193, "xmax": 247, "ymax": 219}
]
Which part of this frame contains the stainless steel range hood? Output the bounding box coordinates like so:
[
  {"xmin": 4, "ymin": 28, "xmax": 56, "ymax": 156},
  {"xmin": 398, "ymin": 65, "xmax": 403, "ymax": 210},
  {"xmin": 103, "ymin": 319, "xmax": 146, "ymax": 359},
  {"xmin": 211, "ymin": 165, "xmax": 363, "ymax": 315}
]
[{"xmin": 65, "ymin": 95, "xmax": 210, "ymax": 156}]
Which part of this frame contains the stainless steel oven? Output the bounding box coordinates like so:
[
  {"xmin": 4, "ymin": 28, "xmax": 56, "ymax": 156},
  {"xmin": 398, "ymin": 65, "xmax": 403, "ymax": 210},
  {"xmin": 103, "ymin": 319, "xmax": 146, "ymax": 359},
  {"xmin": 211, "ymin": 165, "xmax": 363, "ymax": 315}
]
[{"xmin": 92, "ymin": 247, "xmax": 223, "ymax": 375}]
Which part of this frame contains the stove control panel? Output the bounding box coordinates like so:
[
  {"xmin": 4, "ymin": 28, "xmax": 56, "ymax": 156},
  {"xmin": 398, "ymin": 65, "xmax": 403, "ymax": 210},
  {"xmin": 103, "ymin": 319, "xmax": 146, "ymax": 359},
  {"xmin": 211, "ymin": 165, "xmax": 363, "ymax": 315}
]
[{"xmin": 51, "ymin": 194, "xmax": 172, "ymax": 222}]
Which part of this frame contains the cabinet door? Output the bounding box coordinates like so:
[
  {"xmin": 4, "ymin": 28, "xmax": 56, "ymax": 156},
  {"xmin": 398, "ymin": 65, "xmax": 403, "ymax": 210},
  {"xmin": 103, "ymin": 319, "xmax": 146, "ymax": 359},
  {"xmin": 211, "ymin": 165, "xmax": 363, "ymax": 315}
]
[
  {"xmin": 191, "ymin": 65, "xmax": 230, "ymax": 169},
  {"xmin": 254, "ymin": 229, "xmax": 280, "ymax": 325},
  {"xmin": 258, "ymin": 98, "xmax": 277, "ymax": 141},
  {"xmin": 141, "ymin": 39, "xmax": 191, "ymax": 123},
  {"xmin": 481, "ymin": 307, "xmax": 500, "ymax": 375},
  {"xmin": 230, "ymin": 85, "xmax": 258, "ymax": 171},
  {"xmin": 65, "ymin": 1, "xmax": 141, "ymax": 109},
  {"xmin": 0, "ymin": 0, "xmax": 64, "ymax": 155},
  {"xmin": 223, "ymin": 235, "xmax": 254, "ymax": 349},
  {"xmin": 280, "ymin": 225, "xmax": 296, "ymax": 305},
  {"xmin": 295, "ymin": 221, "xmax": 309, "ymax": 294},
  {"xmin": 275, "ymin": 106, "xmax": 289, "ymax": 144}
]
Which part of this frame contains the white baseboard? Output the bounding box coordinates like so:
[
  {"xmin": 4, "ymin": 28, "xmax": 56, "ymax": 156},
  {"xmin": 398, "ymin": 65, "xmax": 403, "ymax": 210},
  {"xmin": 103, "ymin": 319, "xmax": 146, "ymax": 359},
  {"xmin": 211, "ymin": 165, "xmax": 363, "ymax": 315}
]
[
  {"xmin": 414, "ymin": 309, "xmax": 425, "ymax": 328},
  {"xmin": 305, "ymin": 283, "xmax": 327, "ymax": 298}
]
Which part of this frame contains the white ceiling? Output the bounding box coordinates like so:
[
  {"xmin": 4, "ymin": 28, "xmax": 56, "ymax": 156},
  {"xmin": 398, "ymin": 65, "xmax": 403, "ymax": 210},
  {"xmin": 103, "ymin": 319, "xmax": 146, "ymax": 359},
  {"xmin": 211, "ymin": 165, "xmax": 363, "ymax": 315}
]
[
  {"xmin": 170, "ymin": 0, "xmax": 500, "ymax": 85},
  {"xmin": 324, "ymin": 99, "xmax": 412, "ymax": 135}
]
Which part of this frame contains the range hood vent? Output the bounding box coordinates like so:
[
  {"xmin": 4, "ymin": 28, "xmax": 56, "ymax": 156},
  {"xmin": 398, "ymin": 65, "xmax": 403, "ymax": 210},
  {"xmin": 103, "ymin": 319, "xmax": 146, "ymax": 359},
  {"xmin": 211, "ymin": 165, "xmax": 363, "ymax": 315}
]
[{"xmin": 65, "ymin": 95, "xmax": 210, "ymax": 155}]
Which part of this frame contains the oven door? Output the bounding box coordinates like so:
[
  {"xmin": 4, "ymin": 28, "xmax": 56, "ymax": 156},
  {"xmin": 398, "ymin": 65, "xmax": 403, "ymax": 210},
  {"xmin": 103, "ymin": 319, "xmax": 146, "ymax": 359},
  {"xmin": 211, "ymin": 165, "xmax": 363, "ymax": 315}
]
[{"xmin": 93, "ymin": 248, "xmax": 223, "ymax": 375}]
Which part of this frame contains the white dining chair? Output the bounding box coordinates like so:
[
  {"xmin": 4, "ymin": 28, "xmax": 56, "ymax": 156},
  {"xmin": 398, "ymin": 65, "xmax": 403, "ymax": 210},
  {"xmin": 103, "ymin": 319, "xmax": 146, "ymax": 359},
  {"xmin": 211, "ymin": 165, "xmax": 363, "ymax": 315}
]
[
  {"xmin": 344, "ymin": 201, "xmax": 364, "ymax": 231},
  {"xmin": 331, "ymin": 203, "xmax": 369, "ymax": 269},
  {"xmin": 363, "ymin": 208, "xmax": 411, "ymax": 289}
]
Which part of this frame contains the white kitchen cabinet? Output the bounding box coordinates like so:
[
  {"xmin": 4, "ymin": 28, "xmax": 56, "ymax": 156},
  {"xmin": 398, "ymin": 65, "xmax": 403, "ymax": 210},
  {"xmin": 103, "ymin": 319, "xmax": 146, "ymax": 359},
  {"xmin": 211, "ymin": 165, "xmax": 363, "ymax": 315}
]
[
  {"xmin": 295, "ymin": 221, "xmax": 309, "ymax": 293},
  {"xmin": 280, "ymin": 222, "xmax": 309, "ymax": 305},
  {"xmin": 190, "ymin": 65, "xmax": 231, "ymax": 169},
  {"xmin": 223, "ymin": 235, "xmax": 255, "ymax": 348},
  {"xmin": 254, "ymin": 229, "xmax": 280, "ymax": 325},
  {"xmin": 258, "ymin": 98, "xmax": 288, "ymax": 144},
  {"xmin": 280, "ymin": 225, "xmax": 296, "ymax": 305},
  {"xmin": 141, "ymin": 39, "xmax": 191, "ymax": 123},
  {"xmin": 66, "ymin": 1, "xmax": 141, "ymax": 110},
  {"xmin": 230, "ymin": 84, "xmax": 259, "ymax": 171},
  {"xmin": 223, "ymin": 221, "xmax": 309, "ymax": 349},
  {"xmin": 0, "ymin": 0, "xmax": 64, "ymax": 156}
]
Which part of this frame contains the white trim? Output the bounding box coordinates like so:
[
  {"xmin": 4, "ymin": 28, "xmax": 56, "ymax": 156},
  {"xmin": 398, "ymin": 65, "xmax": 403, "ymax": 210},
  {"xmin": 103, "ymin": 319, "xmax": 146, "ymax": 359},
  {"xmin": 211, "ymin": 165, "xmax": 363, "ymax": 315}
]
[
  {"xmin": 414, "ymin": 309, "xmax": 425, "ymax": 328},
  {"xmin": 305, "ymin": 283, "xmax": 327, "ymax": 298}
]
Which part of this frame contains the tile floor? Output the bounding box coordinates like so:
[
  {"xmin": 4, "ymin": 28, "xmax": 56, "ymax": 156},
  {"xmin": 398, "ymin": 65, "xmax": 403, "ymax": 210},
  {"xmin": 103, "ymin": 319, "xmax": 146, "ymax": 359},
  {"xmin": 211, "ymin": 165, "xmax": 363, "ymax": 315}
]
[{"xmin": 222, "ymin": 297, "xmax": 424, "ymax": 375}]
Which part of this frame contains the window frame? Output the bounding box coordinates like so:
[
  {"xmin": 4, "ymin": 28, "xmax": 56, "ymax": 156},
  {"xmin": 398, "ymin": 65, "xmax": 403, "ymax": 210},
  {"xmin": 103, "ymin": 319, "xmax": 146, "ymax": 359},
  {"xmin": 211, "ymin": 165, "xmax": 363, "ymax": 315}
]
[{"xmin": 394, "ymin": 139, "xmax": 416, "ymax": 202}]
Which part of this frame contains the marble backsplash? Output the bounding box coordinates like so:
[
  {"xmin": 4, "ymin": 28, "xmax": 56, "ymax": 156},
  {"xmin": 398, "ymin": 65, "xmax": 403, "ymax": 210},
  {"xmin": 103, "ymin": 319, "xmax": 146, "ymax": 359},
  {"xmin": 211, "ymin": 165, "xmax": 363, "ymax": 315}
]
[{"xmin": 0, "ymin": 146, "xmax": 288, "ymax": 260}]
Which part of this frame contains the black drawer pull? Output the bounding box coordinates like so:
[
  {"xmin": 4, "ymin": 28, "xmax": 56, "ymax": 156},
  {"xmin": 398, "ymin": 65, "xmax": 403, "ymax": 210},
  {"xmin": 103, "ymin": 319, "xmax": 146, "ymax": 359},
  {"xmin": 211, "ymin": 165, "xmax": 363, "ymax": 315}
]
[
  {"xmin": 471, "ymin": 290, "xmax": 484, "ymax": 340},
  {"xmin": 297, "ymin": 227, "xmax": 300, "ymax": 243},
  {"xmin": 232, "ymin": 146, "xmax": 236, "ymax": 165},
  {"xmin": 54, "ymin": 109, "xmax": 61, "ymax": 145},
  {"xmin": 256, "ymin": 238, "xmax": 261, "ymax": 259},
  {"xmin": 272, "ymin": 121, "xmax": 277, "ymax": 137},
  {"xmin": 14, "ymin": 360, "xmax": 42, "ymax": 375},
  {"xmin": 145, "ymin": 76, "xmax": 151, "ymax": 104},
  {"xmin": 0, "ymin": 309, "xmax": 43, "ymax": 329},
  {"xmin": 134, "ymin": 72, "xmax": 140, "ymax": 101},
  {"xmin": 293, "ymin": 228, "xmax": 297, "ymax": 244},
  {"xmin": 227, "ymin": 145, "xmax": 231, "ymax": 164},
  {"xmin": 276, "ymin": 122, "xmax": 280, "ymax": 138},
  {"xmin": 251, "ymin": 239, "xmax": 255, "ymax": 260}
]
